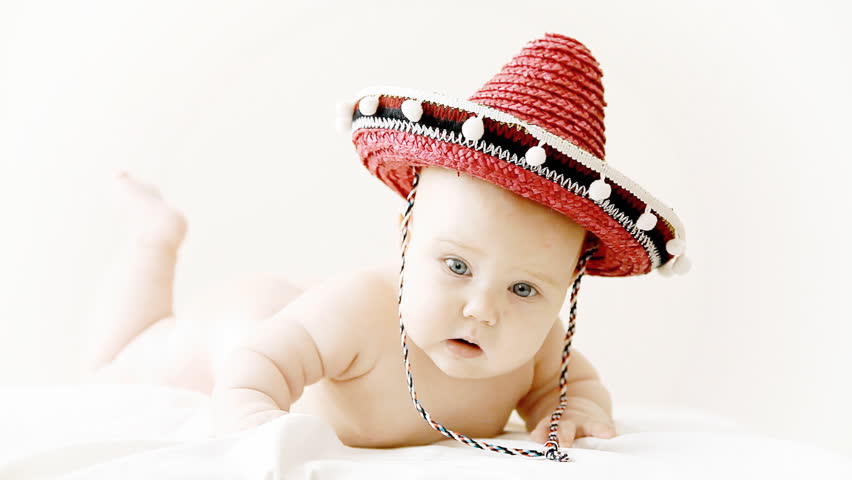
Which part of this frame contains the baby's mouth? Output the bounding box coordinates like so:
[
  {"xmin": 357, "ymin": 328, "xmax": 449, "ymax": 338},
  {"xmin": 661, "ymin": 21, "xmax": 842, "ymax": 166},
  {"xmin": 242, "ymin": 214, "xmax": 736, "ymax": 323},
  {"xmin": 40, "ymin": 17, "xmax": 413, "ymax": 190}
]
[{"xmin": 445, "ymin": 338, "xmax": 483, "ymax": 358}]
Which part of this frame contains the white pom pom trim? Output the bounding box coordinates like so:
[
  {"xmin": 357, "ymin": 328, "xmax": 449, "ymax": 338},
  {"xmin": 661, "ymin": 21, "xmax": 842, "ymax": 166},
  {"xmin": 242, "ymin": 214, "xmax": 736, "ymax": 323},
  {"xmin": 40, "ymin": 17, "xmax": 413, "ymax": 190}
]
[
  {"xmin": 657, "ymin": 260, "xmax": 675, "ymax": 277},
  {"xmin": 636, "ymin": 205, "xmax": 658, "ymax": 231},
  {"xmin": 672, "ymin": 255, "xmax": 691, "ymax": 275},
  {"xmin": 666, "ymin": 238, "xmax": 686, "ymax": 256},
  {"xmin": 525, "ymin": 142, "xmax": 546, "ymax": 166},
  {"xmin": 588, "ymin": 175, "xmax": 611, "ymax": 202},
  {"xmin": 462, "ymin": 115, "xmax": 484, "ymax": 141},
  {"xmin": 401, "ymin": 99, "xmax": 423, "ymax": 122},
  {"xmin": 359, "ymin": 95, "xmax": 379, "ymax": 116}
]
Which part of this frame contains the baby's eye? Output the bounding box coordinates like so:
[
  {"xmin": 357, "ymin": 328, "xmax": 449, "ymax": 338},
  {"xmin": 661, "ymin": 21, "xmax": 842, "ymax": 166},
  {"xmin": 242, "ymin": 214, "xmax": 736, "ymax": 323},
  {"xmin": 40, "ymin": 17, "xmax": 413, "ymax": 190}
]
[
  {"xmin": 511, "ymin": 283, "xmax": 538, "ymax": 298},
  {"xmin": 444, "ymin": 258, "xmax": 470, "ymax": 276}
]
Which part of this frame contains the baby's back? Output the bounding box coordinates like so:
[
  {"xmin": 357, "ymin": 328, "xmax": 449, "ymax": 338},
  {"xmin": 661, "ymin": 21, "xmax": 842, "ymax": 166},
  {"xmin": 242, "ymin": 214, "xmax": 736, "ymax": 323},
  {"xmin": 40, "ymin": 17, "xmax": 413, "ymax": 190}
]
[{"xmin": 286, "ymin": 261, "xmax": 534, "ymax": 448}]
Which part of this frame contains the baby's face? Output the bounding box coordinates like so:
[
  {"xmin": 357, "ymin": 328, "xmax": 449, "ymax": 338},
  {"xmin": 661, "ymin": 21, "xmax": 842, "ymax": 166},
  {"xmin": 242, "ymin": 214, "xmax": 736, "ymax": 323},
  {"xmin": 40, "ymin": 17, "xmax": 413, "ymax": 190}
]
[{"xmin": 399, "ymin": 167, "xmax": 587, "ymax": 379}]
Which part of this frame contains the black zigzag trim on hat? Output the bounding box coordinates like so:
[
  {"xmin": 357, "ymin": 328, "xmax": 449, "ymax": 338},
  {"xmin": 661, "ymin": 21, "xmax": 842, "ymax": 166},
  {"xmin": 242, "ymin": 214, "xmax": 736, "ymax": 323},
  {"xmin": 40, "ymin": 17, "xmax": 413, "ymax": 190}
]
[{"xmin": 352, "ymin": 102, "xmax": 672, "ymax": 268}]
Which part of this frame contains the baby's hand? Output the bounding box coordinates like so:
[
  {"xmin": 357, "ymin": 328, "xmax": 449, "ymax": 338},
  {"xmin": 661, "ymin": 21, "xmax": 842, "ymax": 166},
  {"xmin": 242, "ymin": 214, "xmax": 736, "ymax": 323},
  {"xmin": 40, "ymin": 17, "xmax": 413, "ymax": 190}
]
[
  {"xmin": 210, "ymin": 382, "xmax": 290, "ymax": 436},
  {"xmin": 529, "ymin": 397, "xmax": 616, "ymax": 447}
]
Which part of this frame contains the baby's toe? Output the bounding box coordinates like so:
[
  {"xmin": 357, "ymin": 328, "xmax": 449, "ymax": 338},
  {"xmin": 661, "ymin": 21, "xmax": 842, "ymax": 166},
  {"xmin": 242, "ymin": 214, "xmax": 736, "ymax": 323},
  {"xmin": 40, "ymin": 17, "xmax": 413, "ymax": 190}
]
[{"xmin": 111, "ymin": 171, "xmax": 187, "ymax": 246}]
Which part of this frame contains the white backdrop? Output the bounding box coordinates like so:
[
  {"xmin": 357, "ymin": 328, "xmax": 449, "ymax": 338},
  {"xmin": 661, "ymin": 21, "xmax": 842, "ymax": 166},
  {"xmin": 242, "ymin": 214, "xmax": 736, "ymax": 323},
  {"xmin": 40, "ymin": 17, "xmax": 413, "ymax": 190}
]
[{"xmin": 1, "ymin": 0, "xmax": 850, "ymax": 458}]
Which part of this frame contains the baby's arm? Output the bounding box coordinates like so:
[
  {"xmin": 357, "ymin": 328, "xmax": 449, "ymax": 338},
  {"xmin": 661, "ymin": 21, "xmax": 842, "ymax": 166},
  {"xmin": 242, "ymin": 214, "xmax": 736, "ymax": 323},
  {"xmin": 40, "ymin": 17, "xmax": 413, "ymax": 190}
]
[
  {"xmin": 211, "ymin": 319, "xmax": 326, "ymax": 433},
  {"xmin": 210, "ymin": 269, "xmax": 382, "ymax": 434},
  {"xmin": 515, "ymin": 321, "xmax": 615, "ymax": 446}
]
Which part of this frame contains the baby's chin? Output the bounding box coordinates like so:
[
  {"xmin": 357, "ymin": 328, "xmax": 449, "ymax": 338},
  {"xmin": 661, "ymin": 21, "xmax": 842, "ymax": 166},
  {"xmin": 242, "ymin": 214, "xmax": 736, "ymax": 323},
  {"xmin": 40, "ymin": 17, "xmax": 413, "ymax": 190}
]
[
  {"xmin": 426, "ymin": 344, "xmax": 520, "ymax": 380},
  {"xmin": 434, "ymin": 359, "xmax": 494, "ymax": 379}
]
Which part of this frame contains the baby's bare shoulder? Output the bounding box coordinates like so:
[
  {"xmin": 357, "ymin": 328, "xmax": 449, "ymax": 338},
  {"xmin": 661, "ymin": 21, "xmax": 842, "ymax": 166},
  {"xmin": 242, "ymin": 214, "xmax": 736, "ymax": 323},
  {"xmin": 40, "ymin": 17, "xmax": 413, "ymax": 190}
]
[
  {"xmin": 276, "ymin": 261, "xmax": 399, "ymax": 381},
  {"xmin": 304, "ymin": 261, "xmax": 398, "ymax": 319}
]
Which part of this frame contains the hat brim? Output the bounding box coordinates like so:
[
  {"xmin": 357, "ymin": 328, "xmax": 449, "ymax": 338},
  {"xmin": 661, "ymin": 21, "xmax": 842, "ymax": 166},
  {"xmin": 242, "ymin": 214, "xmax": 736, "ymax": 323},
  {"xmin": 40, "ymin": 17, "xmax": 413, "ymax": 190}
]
[
  {"xmin": 355, "ymin": 128, "xmax": 659, "ymax": 277},
  {"xmin": 349, "ymin": 88, "xmax": 683, "ymax": 277}
]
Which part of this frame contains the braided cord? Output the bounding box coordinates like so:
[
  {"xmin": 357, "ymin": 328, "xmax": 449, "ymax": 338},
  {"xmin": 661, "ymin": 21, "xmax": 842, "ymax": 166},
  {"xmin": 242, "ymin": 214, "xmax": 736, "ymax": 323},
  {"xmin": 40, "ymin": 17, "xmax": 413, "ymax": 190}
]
[{"xmin": 397, "ymin": 165, "xmax": 598, "ymax": 462}]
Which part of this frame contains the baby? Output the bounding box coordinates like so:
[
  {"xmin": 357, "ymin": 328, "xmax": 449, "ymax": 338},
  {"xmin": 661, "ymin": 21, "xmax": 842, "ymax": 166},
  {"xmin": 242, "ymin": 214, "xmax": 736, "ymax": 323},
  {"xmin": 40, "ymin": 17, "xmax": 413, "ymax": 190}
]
[
  {"xmin": 84, "ymin": 32, "xmax": 688, "ymax": 462},
  {"xmin": 87, "ymin": 167, "xmax": 615, "ymax": 451}
]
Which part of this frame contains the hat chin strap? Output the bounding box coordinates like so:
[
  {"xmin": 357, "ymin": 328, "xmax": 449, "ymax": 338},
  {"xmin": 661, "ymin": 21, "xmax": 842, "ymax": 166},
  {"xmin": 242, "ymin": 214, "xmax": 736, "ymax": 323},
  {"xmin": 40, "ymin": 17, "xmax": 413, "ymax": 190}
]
[{"xmin": 397, "ymin": 166, "xmax": 599, "ymax": 462}]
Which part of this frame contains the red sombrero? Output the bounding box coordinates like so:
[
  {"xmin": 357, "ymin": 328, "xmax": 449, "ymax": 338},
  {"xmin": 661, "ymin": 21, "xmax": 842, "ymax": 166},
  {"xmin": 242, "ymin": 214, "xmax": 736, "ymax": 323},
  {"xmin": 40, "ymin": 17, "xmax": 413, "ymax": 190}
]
[{"xmin": 342, "ymin": 33, "xmax": 690, "ymax": 277}]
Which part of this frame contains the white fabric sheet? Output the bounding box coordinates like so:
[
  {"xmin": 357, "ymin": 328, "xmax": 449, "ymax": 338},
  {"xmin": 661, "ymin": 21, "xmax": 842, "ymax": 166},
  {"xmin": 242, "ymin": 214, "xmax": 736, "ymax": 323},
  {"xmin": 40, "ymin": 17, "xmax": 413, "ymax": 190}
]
[{"xmin": 0, "ymin": 384, "xmax": 849, "ymax": 480}]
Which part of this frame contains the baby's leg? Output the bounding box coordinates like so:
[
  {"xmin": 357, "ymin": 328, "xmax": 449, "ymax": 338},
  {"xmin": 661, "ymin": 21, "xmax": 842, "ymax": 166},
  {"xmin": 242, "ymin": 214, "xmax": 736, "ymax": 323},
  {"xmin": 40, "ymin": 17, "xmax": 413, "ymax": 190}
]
[{"xmin": 83, "ymin": 172, "xmax": 187, "ymax": 374}]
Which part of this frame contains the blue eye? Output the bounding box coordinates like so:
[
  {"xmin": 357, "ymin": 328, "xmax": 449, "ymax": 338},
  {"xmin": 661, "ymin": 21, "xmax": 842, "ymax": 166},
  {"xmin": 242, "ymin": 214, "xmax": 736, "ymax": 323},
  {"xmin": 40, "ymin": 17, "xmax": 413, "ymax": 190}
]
[
  {"xmin": 511, "ymin": 283, "xmax": 538, "ymax": 298},
  {"xmin": 444, "ymin": 258, "xmax": 470, "ymax": 276}
]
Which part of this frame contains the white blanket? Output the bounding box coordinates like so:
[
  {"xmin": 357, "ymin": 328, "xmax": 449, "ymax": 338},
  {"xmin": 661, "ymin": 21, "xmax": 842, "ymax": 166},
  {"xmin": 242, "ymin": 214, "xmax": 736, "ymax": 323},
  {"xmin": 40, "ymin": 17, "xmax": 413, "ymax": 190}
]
[{"xmin": 0, "ymin": 384, "xmax": 849, "ymax": 480}]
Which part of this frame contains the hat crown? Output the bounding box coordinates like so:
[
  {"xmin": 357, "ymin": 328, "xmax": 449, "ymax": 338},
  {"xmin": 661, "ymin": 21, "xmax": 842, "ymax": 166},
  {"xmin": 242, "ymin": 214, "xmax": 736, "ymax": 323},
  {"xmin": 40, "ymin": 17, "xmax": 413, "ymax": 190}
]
[
  {"xmin": 350, "ymin": 33, "xmax": 686, "ymax": 277},
  {"xmin": 468, "ymin": 33, "xmax": 607, "ymax": 160}
]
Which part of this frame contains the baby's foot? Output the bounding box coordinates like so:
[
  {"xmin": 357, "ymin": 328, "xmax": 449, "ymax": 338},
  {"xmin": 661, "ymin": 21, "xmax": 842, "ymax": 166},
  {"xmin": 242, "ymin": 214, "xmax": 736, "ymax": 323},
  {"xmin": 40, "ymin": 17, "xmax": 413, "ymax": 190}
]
[{"xmin": 113, "ymin": 171, "xmax": 188, "ymax": 248}]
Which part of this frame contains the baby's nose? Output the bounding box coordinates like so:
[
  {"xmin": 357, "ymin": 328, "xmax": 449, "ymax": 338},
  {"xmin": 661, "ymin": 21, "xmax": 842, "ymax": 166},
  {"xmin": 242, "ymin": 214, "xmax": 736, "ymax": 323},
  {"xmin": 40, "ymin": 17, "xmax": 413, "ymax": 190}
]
[{"xmin": 462, "ymin": 296, "xmax": 499, "ymax": 326}]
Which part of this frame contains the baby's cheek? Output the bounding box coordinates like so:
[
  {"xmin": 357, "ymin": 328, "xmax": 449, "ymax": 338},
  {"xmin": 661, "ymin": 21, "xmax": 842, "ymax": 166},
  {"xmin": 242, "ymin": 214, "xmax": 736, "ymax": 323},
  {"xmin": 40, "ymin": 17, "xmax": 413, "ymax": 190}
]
[
  {"xmin": 500, "ymin": 324, "xmax": 545, "ymax": 362},
  {"xmin": 401, "ymin": 283, "xmax": 455, "ymax": 329},
  {"xmin": 399, "ymin": 304, "xmax": 442, "ymax": 344}
]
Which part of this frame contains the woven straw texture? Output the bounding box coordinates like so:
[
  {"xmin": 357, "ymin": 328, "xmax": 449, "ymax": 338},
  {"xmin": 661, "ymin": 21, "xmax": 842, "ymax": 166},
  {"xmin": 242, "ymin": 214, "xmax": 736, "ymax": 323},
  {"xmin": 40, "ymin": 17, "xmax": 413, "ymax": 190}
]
[{"xmin": 352, "ymin": 33, "xmax": 672, "ymax": 277}]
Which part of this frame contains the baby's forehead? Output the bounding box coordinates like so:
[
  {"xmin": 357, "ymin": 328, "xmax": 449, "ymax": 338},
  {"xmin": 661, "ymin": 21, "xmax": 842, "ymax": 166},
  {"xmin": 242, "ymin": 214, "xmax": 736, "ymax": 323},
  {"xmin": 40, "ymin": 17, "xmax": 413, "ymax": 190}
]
[
  {"xmin": 418, "ymin": 170, "xmax": 576, "ymax": 228},
  {"xmin": 419, "ymin": 208, "xmax": 581, "ymax": 252},
  {"xmin": 414, "ymin": 167, "xmax": 586, "ymax": 267}
]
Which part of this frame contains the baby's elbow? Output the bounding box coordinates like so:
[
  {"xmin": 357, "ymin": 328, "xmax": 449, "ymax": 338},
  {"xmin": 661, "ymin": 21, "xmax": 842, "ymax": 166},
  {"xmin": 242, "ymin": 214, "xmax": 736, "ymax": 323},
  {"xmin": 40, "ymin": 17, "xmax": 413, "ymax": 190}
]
[{"xmin": 214, "ymin": 347, "xmax": 296, "ymax": 410}]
